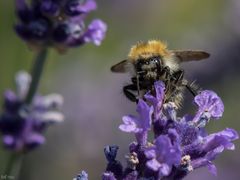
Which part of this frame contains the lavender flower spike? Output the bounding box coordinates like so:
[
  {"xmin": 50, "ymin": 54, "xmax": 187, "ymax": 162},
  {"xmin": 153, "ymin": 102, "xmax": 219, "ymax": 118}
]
[
  {"xmin": 119, "ymin": 99, "xmax": 153, "ymax": 146},
  {"xmin": 120, "ymin": 81, "xmax": 237, "ymax": 179},
  {"xmin": 78, "ymin": 80, "xmax": 238, "ymax": 179},
  {"xmin": 0, "ymin": 71, "xmax": 64, "ymax": 152},
  {"xmin": 15, "ymin": 0, "xmax": 107, "ymax": 51}
]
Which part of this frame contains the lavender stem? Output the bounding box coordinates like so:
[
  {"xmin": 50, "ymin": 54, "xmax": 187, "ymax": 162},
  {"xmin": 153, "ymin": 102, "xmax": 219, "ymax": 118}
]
[
  {"xmin": 4, "ymin": 153, "xmax": 23, "ymax": 179},
  {"xmin": 24, "ymin": 48, "xmax": 48, "ymax": 105}
]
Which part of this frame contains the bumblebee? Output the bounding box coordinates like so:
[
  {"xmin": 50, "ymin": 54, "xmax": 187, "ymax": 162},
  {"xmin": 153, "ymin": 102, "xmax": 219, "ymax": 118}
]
[{"xmin": 111, "ymin": 40, "xmax": 210, "ymax": 107}]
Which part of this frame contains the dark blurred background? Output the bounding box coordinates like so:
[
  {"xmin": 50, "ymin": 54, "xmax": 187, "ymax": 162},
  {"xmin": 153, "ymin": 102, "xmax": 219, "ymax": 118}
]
[{"xmin": 0, "ymin": 0, "xmax": 240, "ymax": 179}]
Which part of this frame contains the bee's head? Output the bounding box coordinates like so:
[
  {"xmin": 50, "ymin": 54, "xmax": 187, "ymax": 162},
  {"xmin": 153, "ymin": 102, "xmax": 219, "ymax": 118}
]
[{"xmin": 135, "ymin": 56, "xmax": 162, "ymax": 73}]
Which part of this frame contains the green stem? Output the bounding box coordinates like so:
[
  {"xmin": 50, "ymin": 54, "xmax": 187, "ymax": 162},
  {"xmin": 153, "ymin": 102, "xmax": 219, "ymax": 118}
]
[
  {"xmin": 24, "ymin": 48, "xmax": 48, "ymax": 105},
  {"xmin": 4, "ymin": 153, "xmax": 23, "ymax": 179}
]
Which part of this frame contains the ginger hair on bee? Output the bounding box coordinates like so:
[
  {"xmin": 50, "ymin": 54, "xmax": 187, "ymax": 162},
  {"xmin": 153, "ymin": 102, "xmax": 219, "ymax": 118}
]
[{"xmin": 128, "ymin": 40, "xmax": 171, "ymax": 61}]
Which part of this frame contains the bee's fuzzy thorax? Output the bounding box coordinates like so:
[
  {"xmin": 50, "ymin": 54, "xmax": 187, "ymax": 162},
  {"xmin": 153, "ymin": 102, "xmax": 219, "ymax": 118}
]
[{"xmin": 128, "ymin": 40, "xmax": 170, "ymax": 61}]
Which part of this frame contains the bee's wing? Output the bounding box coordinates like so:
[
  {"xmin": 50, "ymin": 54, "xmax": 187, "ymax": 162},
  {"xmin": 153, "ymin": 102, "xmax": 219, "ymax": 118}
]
[
  {"xmin": 111, "ymin": 60, "xmax": 129, "ymax": 73},
  {"xmin": 172, "ymin": 50, "xmax": 210, "ymax": 62}
]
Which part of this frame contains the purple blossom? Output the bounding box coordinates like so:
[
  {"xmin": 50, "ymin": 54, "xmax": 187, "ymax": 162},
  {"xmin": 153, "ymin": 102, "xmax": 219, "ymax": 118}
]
[
  {"xmin": 145, "ymin": 132, "xmax": 181, "ymax": 178},
  {"xmin": 190, "ymin": 128, "xmax": 239, "ymax": 175},
  {"xmin": 0, "ymin": 71, "xmax": 64, "ymax": 152},
  {"xmin": 78, "ymin": 80, "xmax": 238, "ymax": 179},
  {"xmin": 15, "ymin": 0, "xmax": 107, "ymax": 51},
  {"xmin": 119, "ymin": 99, "xmax": 153, "ymax": 146},
  {"xmin": 68, "ymin": 19, "xmax": 107, "ymax": 47},
  {"xmin": 193, "ymin": 90, "xmax": 224, "ymax": 127},
  {"xmin": 144, "ymin": 81, "xmax": 165, "ymax": 120}
]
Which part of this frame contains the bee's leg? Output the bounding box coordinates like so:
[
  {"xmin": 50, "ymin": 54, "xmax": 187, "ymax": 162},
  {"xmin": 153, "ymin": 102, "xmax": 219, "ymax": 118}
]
[
  {"xmin": 123, "ymin": 84, "xmax": 138, "ymax": 102},
  {"xmin": 172, "ymin": 70, "xmax": 184, "ymax": 85},
  {"xmin": 159, "ymin": 66, "xmax": 172, "ymax": 92},
  {"xmin": 136, "ymin": 75, "xmax": 141, "ymax": 97},
  {"xmin": 160, "ymin": 66, "xmax": 171, "ymax": 80},
  {"xmin": 185, "ymin": 81, "xmax": 201, "ymax": 96}
]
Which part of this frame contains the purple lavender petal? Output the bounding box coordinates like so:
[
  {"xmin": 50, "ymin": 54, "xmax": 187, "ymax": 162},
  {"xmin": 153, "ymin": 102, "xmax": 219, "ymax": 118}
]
[
  {"xmin": 155, "ymin": 135, "xmax": 181, "ymax": 165},
  {"xmin": 144, "ymin": 81, "xmax": 165, "ymax": 120},
  {"xmin": 191, "ymin": 146, "xmax": 224, "ymax": 175},
  {"xmin": 205, "ymin": 146, "xmax": 225, "ymax": 161},
  {"xmin": 146, "ymin": 159, "xmax": 161, "ymax": 171},
  {"xmin": 144, "ymin": 147, "xmax": 157, "ymax": 159},
  {"xmin": 174, "ymin": 122, "xmax": 199, "ymax": 146},
  {"xmin": 129, "ymin": 141, "xmax": 138, "ymax": 153},
  {"xmin": 82, "ymin": 19, "xmax": 107, "ymax": 46},
  {"xmin": 79, "ymin": 0, "xmax": 97, "ymax": 13},
  {"xmin": 120, "ymin": 99, "xmax": 153, "ymax": 145},
  {"xmin": 65, "ymin": 0, "xmax": 97, "ymax": 16},
  {"xmin": 119, "ymin": 100, "xmax": 153, "ymax": 135},
  {"xmin": 207, "ymin": 163, "xmax": 217, "ymax": 176},
  {"xmin": 167, "ymin": 128, "xmax": 179, "ymax": 141},
  {"xmin": 135, "ymin": 131, "xmax": 148, "ymax": 146},
  {"xmin": 202, "ymin": 128, "xmax": 239, "ymax": 152},
  {"xmin": 3, "ymin": 90, "xmax": 21, "ymax": 112},
  {"xmin": 25, "ymin": 133, "xmax": 45, "ymax": 146},
  {"xmin": 144, "ymin": 81, "xmax": 165, "ymax": 106},
  {"xmin": 154, "ymin": 81, "xmax": 165, "ymax": 103},
  {"xmin": 159, "ymin": 163, "xmax": 171, "ymax": 177},
  {"xmin": 40, "ymin": 0, "xmax": 60, "ymax": 16},
  {"xmin": 191, "ymin": 157, "xmax": 218, "ymax": 175},
  {"xmin": 3, "ymin": 135, "xmax": 15, "ymax": 147},
  {"xmin": 145, "ymin": 134, "xmax": 181, "ymax": 178},
  {"xmin": 136, "ymin": 99, "xmax": 153, "ymax": 131},
  {"xmin": 119, "ymin": 115, "xmax": 139, "ymax": 133},
  {"xmin": 194, "ymin": 90, "xmax": 224, "ymax": 120},
  {"xmin": 144, "ymin": 92, "xmax": 158, "ymax": 108}
]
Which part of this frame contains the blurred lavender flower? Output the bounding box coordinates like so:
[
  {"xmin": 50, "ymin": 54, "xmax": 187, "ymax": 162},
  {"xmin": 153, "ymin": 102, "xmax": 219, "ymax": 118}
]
[
  {"xmin": 0, "ymin": 71, "xmax": 64, "ymax": 152},
  {"xmin": 73, "ymin": 171, "xmax": 88, "ymax": 180},
  {"xmin": 99, "ymin": 81, "xmax": 238, "ymax": 179},
  {"xmin": 15, "ymin": 0, "xmax": 107, "ymax": 51}
]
